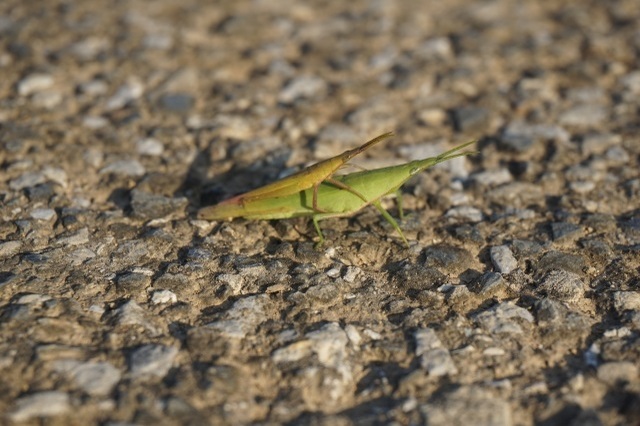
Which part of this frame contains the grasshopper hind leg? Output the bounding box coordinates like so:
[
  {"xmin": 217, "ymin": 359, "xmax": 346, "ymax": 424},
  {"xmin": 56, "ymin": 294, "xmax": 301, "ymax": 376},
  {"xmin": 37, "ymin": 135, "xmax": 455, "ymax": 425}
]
[{"xmin": 372, "ymin": 201, "xmax": 409, "ymax": 248}]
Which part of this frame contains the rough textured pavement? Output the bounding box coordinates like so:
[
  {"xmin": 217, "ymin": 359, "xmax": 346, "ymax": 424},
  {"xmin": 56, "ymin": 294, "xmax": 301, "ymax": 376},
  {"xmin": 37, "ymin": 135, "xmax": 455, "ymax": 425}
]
[{"xmin": 1, "ymin": 0, "xmax": 639, "ymax": 425}]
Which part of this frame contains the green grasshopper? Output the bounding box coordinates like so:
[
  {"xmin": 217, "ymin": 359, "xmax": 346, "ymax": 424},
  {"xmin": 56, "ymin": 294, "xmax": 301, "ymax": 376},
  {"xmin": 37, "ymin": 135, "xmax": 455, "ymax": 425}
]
[
  {"xmin": 214, "ymin": 132, "xmax": 393, "ymax": 212},
  {"xmin": 198, "ymin": 140, "xmax": 476, "ymax": 246}
]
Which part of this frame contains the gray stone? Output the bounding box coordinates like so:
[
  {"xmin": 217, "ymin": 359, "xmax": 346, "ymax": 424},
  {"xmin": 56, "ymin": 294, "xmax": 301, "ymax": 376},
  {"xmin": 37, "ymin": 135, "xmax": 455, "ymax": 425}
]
[
  {"xmin": 0, "ymin": 271, "xmax": 17, "ymax": 288},
  {"xmin": 421, "ymin": 386, "xmax": 512, "ymax": 426},
  {"xmin": 25, "ymin": 182, "xmax": 56, "ymax": 201},
  {"xmin": 150, "ymin": 289, "xmax": 177, "ymax": 305},
  {"xmin": 54, "ymin": 227, "xmax": 90, "ymax": 247},
  {"xmin": 535, "ymin": 251, "xmax": 586, "ymax": 278},
  {"xmin": 480, "ymin": 272, "xmax": 506, "ymax": 294},
  {"xmin": 130, "ymin": 189, "xmax": 188, "ymax": 219},
  {"xmin": 415, "ymin": 328, "xmax": 457, "ymax": 376},
  {"xmin": 9, "ymin": 171, "xmax": 46, "ymax": 190},
  {"xmin": 116, "ymin": 272, "xmax": 151, "ymax": 292},
  {"xmin": 278, "ymin": 75, "xmax": 327, "ymax": 104},
  {"xmin": 490, "ymin": 245, "xmax": 518, "ymax": 274},
  {"xmin": 500, "ymin": 121, "xmax": 569, "ymax": 152},
  {"xmin": 55, "ymin": 360, "xmax": 121, "ymax": 396},
  {"xmin": 69, "ymin": 37, "xmax": 110, "ymax": 60},
  {"xmin": 605, "ymin": 146, "xmax": 630, "ymax": 164},
  {"xmin": 158, "ymin": 93, "xmax": 194, "ymax": 112},
  {"xmin": 305, "ymin": 282, "xmax": 340, "ymax": 304},
  {"xmin": 535, "ymin": 298, "xmax": 568, "ymax": 324},
  {"xmin": 129, "ymin": 344, "xmax": 178, "ymax": 378},
  {"xmin": 471, "ymin": 168, "xmax": 513, "ymax": 186},
  {"xmin": 452, "ymin": 224, "xmax": 484, "ymax": 244},
  {"xmin": 551, "ymin": 222, "xmax": 583, "ymax": 241},
  {"xmin": 206, "ymin": 295, "xmax": 268, "ymax": 339},
  {"xmin": 82, "ymin": 115, "xmax": 109, "ymax": 129},
  {"xmin": 30, "ymin": 208, "xmax": 57, "ymax": 221},
  {"xmin": 110, "ymin": 300, "xmax": 162, "ymax": 334},
  {"xmin": 105, "ymin": 78, "xmax": 144, "ymax": 110},
  {"xmin": 136, "ymin": 138, "xmax": 164, "ymax": 156},
  {"xmin": 17, "ymin": 73, "xmax": 54, "ymax": 96},
  {"xmin": 486, "ymin": 182, "xmax": 543, "ymax": 207},
  {"xmin": 580, "ymin": 133, "xmax": 622, "ymax": 156},
  {"xmin": 621, "ymin": 70, "xmax": 640, "ymax": 94},
  {"xmin": 569, "ymin": 181, "xmax": 595, "ymax": 194},
  {"xmin": 305, "ymin": 322, "xmax": 350, "ymax": 369},
  {"xmin": 79, "ymin": 79, "xmax": 109, "ymax": 96},
  {"xmin": 597, "ymin": 361, "xmax": 638, "ymax": 386},
  {"xmin": 475, "ymin": 302, "xmax": 534, "ymax": 335},
  {"xmin": 451, "ymin": 107, "xmax": 490, "ymax": 133},
  {"xmin": 0, "ymin": 240, "xmax": 22, "ymax": 258},
  {"xmin": 612, "ymin": 291, "xmax": 640, "ymax": 313},
  {"xmin": 559, "ymin": 105, "xmax": 607, "ymax": 127},
  {"xmin": 538, "ymin": 270, "xmax": 585, "ymax": 303},
  {"xmin": 423, "ymin": 245, "xmax": 473, "ymax": 273},
  {"xmin": 420, "ymin": 348, "xmax": 458, "ymax": 377},
  {"xmin": 216, "ymin": 273, "xmax": 245, "ymax": 294},
  {"xmin": 68, "ymin": 248, "xmax": 96, "ymax": 266},
  {"xmin": 445, "ymin": 206, "xmax": 484, "ymax": 222},
  {"xmin": 416, "ymin": 37, "xmax": 454, "ymax": 60},
  {"xmin": 100, "ymin": 160, "xmax": 146, "ymax": 177},
  {"xmin": 9, "ymin": 391, "xmax": 71, "ymax": 421}
]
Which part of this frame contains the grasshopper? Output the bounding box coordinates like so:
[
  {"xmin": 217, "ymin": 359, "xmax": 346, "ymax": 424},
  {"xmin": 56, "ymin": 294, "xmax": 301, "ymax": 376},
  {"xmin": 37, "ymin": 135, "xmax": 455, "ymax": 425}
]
[
  {"xmin": 213, "ymin": 132, "xmax": 393, "ymax": 212},
  {"xmin": 198, "ymin": 140, "xmax": 476, "ymax": 246}
]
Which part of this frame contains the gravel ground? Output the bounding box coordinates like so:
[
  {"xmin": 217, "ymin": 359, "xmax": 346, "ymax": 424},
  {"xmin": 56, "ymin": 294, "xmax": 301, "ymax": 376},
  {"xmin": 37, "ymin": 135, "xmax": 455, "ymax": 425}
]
[{"xmin": 1, "ymin": 0, "xmax": 639, "ymax": 425}]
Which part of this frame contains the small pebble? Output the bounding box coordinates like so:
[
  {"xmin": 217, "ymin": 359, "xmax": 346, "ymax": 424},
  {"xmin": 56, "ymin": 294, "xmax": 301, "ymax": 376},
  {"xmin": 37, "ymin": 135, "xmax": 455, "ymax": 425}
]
[
  {"xmin": 55, "ymin": 227, "xmax": 90, "ymax": 247},
  {"xmin": 538, "ymin": 270, "xmax": 585, "ymax": 303},
  {"xmin": 451, "ymin": 106, "xmax": 490, "ymax": 133},
  {"xmin": 278, "ymin": 75, "xmax": 327, "ymax": 104},
  {"xmin": 30, "ymin": 208, "xmax": 56, "ymax": 221},
  {"xmin": 612, "ymin": 292, "xmax": 640, "ymax": 313},
  {"xmin": 605, "ymin": 146, "xmax": 630, "ymax": 164},
  {"xmin": 206, "ymin": 295, "xmax": 268, "ymax": 339},
  {"xmin": 32, "ymin": 91, "xmax": 62, "ymax": 109},
  {"xmin": 111, "ymin": 300, "xmax": 161, "ymax": 334},
  {"xmin": 83, "ymin": 116, "xmax": 109, "ymax": 129},
  {"xmin": 445, "ymin": 206, "xmax": 484, "ymax": 222},
  {"xmin": 570, "ymin": 181, "xmax": 595, "ymax": 194},
  {"xmin": 100, "ymin": 160, "xmax": 146, "ymax": 177},
  {"xmin": 419, "ymin": 387, "xmax": 512, "ymax": 426},
  {"xmin": 472, "ymin": 168, "xmax": 513, "ymax": 186},
  {"xmin": 9, "ymin": 391, "xmax": 70, "ymax": 421},
  {"xmin": 475, "ymin": 302, "xmax": 534, "ymax": 335},
  {"xmin": 0, "ymin": 241, "xmax": 22, "ymax": 258},
  {"xmin": 105, "ymin": 78, "xmax": 144, "ymax": 110},
  {"xmin": 490, "ymin": 245, "xmax": 518, "ymax": 274},
  {"xmin": 17, "ymin": 73, "xmax": 54, "ymax": 96},
  {"xmin": 158, "ymin": 93, "xmax": 194, "ymax": 112},
  {"xmin": 417, "ymin": 37, "xmax": 454, "ymax": 60},
  {"xmin": 580, "ymin": 133, "xmax": 622, "ymax": 156},
  {"xmin": 55, "ymin": 360, "xmax": 121, "ymax": 396},
  {"xmin": 423, "ymin": 244, "xmax": 473, "ymax": 274},
  {"xmin": 9, "ymin": 171, "xmax": 46, "ymax": 191},
  {"xmin": 483, "ymin": 347, "xmax": 506, "ymax": 356},
  {"xmin": 130, "ymin": 190, "xmax": 188, "ymax": 219},
  {"xmin": 480, "ymin": 272, "xmax": 506, "ymax": 294},
  {"xmin": 136, "ymin": 138, "xmax": 164, "ymax": 156},
  {"xmin": 559, "ymin": 105, "xmax": 607, "ymax": 127},
  {"xmin": 78, "ymin": 79, "xmax": 109, "ymax": 96},
  {"xmin": 216, "ymin": 273, "xmax": 245, "ymax": 294},
  {"xmin": 342, "ymin": 266, "xmax": 360, "ymax": 283},
  {"xmin": 597, "ymin": 361, "xmax": 638, "ymax": 386},
  {"xmin": 129, "ymin": 344, "xmax": 178, "ymax": 379}
]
